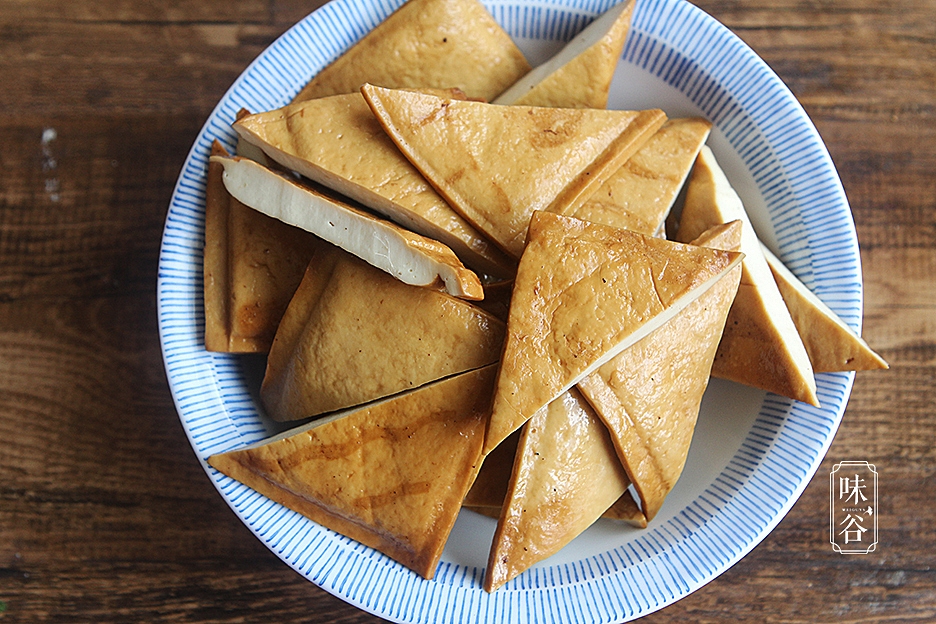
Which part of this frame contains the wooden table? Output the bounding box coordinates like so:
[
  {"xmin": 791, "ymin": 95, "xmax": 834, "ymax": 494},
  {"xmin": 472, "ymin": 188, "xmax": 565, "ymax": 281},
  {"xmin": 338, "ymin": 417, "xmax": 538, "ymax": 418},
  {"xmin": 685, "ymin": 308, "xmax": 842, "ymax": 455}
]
[{"xmin": 2, "ymin": 0, "xmax": 933, "ymax": 621}]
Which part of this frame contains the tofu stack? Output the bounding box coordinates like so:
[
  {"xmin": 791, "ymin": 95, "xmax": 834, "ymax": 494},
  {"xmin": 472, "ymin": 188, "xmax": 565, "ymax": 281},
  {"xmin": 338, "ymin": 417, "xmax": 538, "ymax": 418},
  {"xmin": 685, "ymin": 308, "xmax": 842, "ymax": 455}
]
[{"xmin": 202, "ymin": 0, "xmax": 886, "ymax": 589}]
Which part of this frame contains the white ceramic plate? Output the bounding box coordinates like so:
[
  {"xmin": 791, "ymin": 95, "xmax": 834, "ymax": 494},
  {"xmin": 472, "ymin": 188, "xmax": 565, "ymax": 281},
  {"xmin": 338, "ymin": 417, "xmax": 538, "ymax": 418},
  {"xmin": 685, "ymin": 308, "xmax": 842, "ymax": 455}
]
[{"xmin": 158, "ymin": 0, "xmax": 863, "ymax": 621}]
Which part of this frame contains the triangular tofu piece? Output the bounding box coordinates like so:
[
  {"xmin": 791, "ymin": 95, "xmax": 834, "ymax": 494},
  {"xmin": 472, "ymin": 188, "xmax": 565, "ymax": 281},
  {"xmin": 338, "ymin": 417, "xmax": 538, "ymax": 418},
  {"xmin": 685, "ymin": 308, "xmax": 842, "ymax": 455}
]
[
  {"xmin": 293, "ymin": 0, "xmax": 530, "ymax": 102},
  {"xmin": 463, "ymin": 426, "xmax": 646, "ymax": 527},
  {"xmin": 494, "ymin": 0, "xmax": 634, "ymax": 108},
  {"xmin": 484, "ymin": 211, "xmax": 744, "ymax": 454},
  {"xmin": 484, "ymin": 389, "xmax": 636, "ymax": 592},
  {"xmin": 262, "ymin": 247, "xmax": 505, "ymax": 421},
  {"xmin": 208, "ymin": 364, "xmax": 496, "ymax": 579},
  {"xmin": 234, "ymin": 92, "xmax": 515, "ymax": 278},
  {"xmin": 210, "ymin": 154, "xmax": 483, "ymax": 300},
  {"xmin": 362, "ymin": 84, "xmax": 666, "ymax": 257},
  {"xmin": 203, "ymin": 140, "xmax": 323, "ymax": 352},
  {"xmin": 761, "ymin": 243, "xmax": 888, "ymax": 372},
  {"xmin": 573, "ymin": 118, "xmax": 712, "ymax": 235},
  {"xmin": 675, "ymin": 146, "xmax": 819, "ymax": 405},
  {"xmin": 576, "ymin": 221, "xmax": 743, "ymax": 521},
  {"xmin": 603, "ymin": 490, "xmax": 647, "ymax": 526}
]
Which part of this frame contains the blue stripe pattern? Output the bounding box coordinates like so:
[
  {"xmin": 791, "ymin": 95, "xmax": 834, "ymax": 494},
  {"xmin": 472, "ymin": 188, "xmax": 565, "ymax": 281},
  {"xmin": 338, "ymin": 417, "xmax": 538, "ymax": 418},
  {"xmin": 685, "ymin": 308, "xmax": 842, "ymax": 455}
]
[{"xmin": 156, "ymin": 0, "xmax": 863, "ymax": 622}]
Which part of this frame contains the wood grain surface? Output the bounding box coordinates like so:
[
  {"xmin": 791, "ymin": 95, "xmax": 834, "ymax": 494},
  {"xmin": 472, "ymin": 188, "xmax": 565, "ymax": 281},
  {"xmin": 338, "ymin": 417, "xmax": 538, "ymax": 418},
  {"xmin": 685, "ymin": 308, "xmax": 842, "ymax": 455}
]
[{"xmin": 1, "ymin": 0, "xmax": 933, "ymax": 622}]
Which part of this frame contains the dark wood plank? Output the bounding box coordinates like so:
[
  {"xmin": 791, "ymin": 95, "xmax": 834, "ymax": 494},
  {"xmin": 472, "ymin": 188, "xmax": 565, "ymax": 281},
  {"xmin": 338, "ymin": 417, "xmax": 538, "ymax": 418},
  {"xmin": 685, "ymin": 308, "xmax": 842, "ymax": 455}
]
[
  {"xmin": 0, "ymin": 559, "xmax": 389, "ymax": 623},
  {"xmin": 0, "ymin": 115, "xmax": 201, "ymax": 301},
  {"xmin": 0, "ymin": 21, "xmax": 283, "ymax": 116},
  {"xmin": 1, "ymin": 0, "xmax": 270, "ymax": 23},
  {"xmin": 822, "ymin": 120, "xmax": 936, "ymax": 253},
  {"xmin": 274, "ymin": 0, "xmax": 329, "ymax": 27}
]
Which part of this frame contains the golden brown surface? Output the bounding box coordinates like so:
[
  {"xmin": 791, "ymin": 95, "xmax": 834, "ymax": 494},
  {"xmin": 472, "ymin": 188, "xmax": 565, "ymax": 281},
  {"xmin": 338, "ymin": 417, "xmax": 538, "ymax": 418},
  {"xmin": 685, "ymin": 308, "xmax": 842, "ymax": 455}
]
[
  {"xmin": 485, "ymin": 211, "xmax": 742, "ymax": 454},
  {"xmin": 484, "ymin": 389, "xmax": 634, "ymax": 592},
  {"xmin": 576, "ymin": 221, "xmax": 742, "ymax": 520},
  {"xmin": 762, "ymin": 244, "xmax": 889, "ymax": 372},
  {"xmin": 261, "ymin": 247, "xmax": 504, "ymax": 420},
  {"xmin": 1, "ymin": 0, "xmax": 931, "ymax": 621},
  {"xmin": 602, "ymin": 490, "xmax": 647, "ymax": 527},
  {"xmin": 210, "ymin": 364, "xmax": 496, "ymax": 579},
  {"xmin": 234, "ymin": 92, "xmax": 516, "ymax": 277},
  {"xmin": 507, "ymin": 0, "xmax": 634, "ymax": 109},
  {"xmin": 676, "ymin": 146, "xmax": 820, "ymax": 405},
  {"xmin": 203, "ymin": 141, "xmax": 322, "ymax": 352},
  {"xmin": 292, "ymin": 0, "xmax": 531, "ymax": 102},
  {"xmin": 574, "ymin": 117, "xmax": 712, "ymax": 235},
  {"xmin": 362, "ymin": 84, "xmax": 666, "ymax": 257},
  {"xmin": 463, "ymin": 424, "xmax": 647, "ymax": 527}
]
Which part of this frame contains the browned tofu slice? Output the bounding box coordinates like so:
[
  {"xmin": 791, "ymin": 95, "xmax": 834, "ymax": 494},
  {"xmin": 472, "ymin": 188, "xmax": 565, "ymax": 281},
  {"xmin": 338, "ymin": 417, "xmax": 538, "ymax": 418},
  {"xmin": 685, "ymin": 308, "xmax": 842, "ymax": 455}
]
[
  {"xmin": 203, "ymin": 140, "xmax": 323, "ymax": 352},
  {"xmin": 484, "ymin": 389, "xmax": 635, "ymax": 592},
  {"xmin": 293, "ymin": 0, "xmax": 530, "ymax": 102},
  {"xmin": 461, "ymin": 429, "xmax": 519, "ymax": 514},
  {"xmin": 576, "ymin": 221, "xmax": 743, "ymax": 521},
  {"xmin": 210, "ymin": 154, "xmax": 484, "ymax": 300},
  {"xmin": 261, "ymin": 247, "xmax": 504, "ymax": 421},
  {"xmin": 484, "ymin": 211, "xmax": 743, "ymax": 455},
  {"xmin": 233, "ymin": 92, "xmax": 515, "ymax": 277},
  {"xmin": 761, "ymin": 243, "xmax": 888, "ymax": 372},
  {"xmin": 463, "ymin": 427, "xmax": 645, "ymax": 528},
  {"xmin": 362, "ymin": 84, "xmax": 665, "ymax": 257},
  {"xmin": 208, "ymin": 364, "xmax": 497, "ymax": 580},
  {"xmin": 494, "ymin": 0, "xmax": 635, "ymax": 108},
  {"xmin": 675, "ymin": 146, "xmax": 819, "ymax": 405},
  {"xmin": 573, "ymin": 118, "xmax": 712, "ymax": 235}
]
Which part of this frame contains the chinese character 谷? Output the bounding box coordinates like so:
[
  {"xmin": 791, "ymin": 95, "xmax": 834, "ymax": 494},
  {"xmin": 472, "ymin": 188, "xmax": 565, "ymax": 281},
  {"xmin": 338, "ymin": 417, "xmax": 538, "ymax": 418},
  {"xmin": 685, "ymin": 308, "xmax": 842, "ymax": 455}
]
[{"xmin": 838, "ymin": 513, "xmax": 868, "ymax": 544}]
